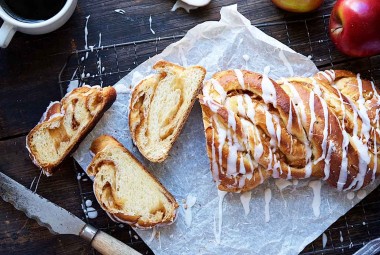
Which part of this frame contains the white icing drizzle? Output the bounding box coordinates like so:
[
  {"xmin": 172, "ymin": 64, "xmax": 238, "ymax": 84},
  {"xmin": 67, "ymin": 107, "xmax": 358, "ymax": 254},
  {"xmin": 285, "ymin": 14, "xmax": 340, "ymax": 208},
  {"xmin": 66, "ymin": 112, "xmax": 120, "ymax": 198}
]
[
  {"xmin": 114, "ymin": 9, "xmax": 126, "ymax": 14},
  {"xmin": 326, "ymin": 70, "xmax": 336, "ymax": 81},
  {"xmin": 357, "ymin": 190, "xmax": 367, "ymax": 199},
  {"xmin": 184, "ymin": 194, "xmax": 197, "ymax": 227},
  {"xmin": 309, "ymin": 180, "xmax": 321, "ymax": 218},
  {"xmin": 308, "ymin": 91, "xmax": 316, "ymax": 140},
  {"xmin": 278, "ymin": 49, "xmax": 294, "ymax": 76},
  {"xmin": 286, "ymin": 81, "xmax": 307, "ymax": 126},
  {"xmin": 310, "ymin": 77, "xmax": 322, "ymax": 96},
  {"xmin": 322, "ymin": 233, "xmax": 327, "ymax": 248},
  {"xmin": 244, "ymin": 94, "xmax": 255, "ymax": 124},
  {"xmin": 226, "ymin": 143, "xmax": 238, "ymax": 175},
  {"xmin": 347, "ymin": 191, "xmax": 355, "ymax": 200},
  {"xmin": 211, "ymin": 79, "xmax": 227, "ymax": 102},
  {"xmin": 340, "ymin": 231, "xmax": 343, "ymax": 242},
  {"xmin": 85, "ymin": 199, "xmax": 92, "ymax": 207},
  {"xmin": 273, "ymin": 115, "xmax": 282, "ymax": 147},
  {"xmin": 237, "ymin": 96, "xmax": 245, "ymax": 117},
  {"xmin": 253, "ymin": 127, "xmax": 264, "ymax": 162},
  {"xmin": 261, "ymin": 66, "xmax": 277, "ymax": 108},
  {"xmin": 239, "ymin": 155, "xmax": 246, "ymax": 174},
  {"xmin": 149, "ymin": 15, "xmax": 156, "ymax": 35},
  {"xmin": 214, "ymin": 119, "xmax": 227, "ymax": 174},
  {"xmin": 87, "ymin": 207, "xmax": 98, "ymax": 219},
  {"xmin": 240, "ymin": 191, "xmax": 251, "ymax": 216},
  {"xmin": 287, "ymin": 166, "xmax": 292, "ymax": 180},
  {"xmin": 314, "ymin": 96, "xmax": 329, "ymax": 164},
  {"xmin": 337, "ymin": 130, "xmax": 350, "ymax": 191},
  {"xmin": 323, "ymin": 141, "xmax": 335, "ymax": 181},
  {"xmin": 265, "ymin": 110, "xmax": 277, "ymax": 149},
  {"xmin": 319, "ymin": 71, "xmax": 333, "ymax": 84},
  {"xmin": 373, "ymin": 127, "xmax": 378, "ymax": 182},
  {"xmin": 264, "ymin": 188, "xmax": 272, "ymax": 222},
  {"xmin": 242, "ymin": 54, "xmax": 250, "ymax": 62},
  {"xmin": 214, "ymin": 190, "xmax": 227, "ymax": 244},
  {"xmin": 234, "ymin": 69, "xmax": 245, "ymax": 89},
  {"xmin": 287, "ymin": 98, "xmax": 294, "ymax": 134},
  {"xmin": 345, "ymin": 77, "xmax": 371, "ymax": 190},
  {"xmin": 211, "ymin": 116, "xmax": 219, "ymax": 181},
  {"xmin": 84, "ymin": 15, "xmax": 90, "ymax": 59}
]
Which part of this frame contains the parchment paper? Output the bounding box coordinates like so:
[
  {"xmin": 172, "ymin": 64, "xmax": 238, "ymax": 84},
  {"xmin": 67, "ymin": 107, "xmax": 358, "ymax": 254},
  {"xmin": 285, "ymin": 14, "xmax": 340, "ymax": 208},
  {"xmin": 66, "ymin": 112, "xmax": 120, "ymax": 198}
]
[{"xmin": 73, "ymin": 5, "xmax": 380, "ymax": 254}]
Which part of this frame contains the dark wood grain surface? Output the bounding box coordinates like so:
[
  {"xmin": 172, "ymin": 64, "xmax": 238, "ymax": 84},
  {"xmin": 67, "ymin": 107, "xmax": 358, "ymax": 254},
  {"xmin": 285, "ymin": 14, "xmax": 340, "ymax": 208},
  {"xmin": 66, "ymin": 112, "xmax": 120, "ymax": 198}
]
[{"xmin": 0, "ymin": 0, "xmax": 379, "ymax": 254}]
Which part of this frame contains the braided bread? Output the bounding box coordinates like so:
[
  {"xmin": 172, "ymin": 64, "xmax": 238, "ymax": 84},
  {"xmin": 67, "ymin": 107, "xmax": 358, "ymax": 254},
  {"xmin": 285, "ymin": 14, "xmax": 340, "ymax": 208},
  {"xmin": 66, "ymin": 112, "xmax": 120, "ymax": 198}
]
[
  {"xmin": 26, "ymin": 86, "xmax": 116, "ymax": 175},
  {"xmin": 199, "ymin": 69, "xmax": 380, "ymax": 192}
]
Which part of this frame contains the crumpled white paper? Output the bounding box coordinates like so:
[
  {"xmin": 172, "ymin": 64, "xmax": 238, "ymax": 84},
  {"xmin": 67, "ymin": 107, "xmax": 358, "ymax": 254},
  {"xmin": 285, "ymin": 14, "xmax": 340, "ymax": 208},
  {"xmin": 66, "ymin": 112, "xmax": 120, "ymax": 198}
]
[{"xmin": 73, "ymin": 5, "xmax": 380, "ymax": 255}]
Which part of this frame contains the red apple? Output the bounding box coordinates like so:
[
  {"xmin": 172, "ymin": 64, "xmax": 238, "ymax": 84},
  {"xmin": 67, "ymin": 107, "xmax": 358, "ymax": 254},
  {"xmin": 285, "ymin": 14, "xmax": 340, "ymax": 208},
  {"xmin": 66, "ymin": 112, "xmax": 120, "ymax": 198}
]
[
  {"xmin": 329, "ymin": 0, "xmax": 380, "ymax": 57},
  {"xmin": 271, "ymin": 0, "xmax": 324, "ymax": 13}
]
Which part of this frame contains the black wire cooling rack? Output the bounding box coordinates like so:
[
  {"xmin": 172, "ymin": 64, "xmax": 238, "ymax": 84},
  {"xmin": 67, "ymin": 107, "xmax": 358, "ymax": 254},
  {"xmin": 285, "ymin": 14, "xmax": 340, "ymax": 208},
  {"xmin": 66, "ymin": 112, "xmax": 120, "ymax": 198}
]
[{"xmin": 58, "ymin": 14, "xmax": 380, "ymax": 255}]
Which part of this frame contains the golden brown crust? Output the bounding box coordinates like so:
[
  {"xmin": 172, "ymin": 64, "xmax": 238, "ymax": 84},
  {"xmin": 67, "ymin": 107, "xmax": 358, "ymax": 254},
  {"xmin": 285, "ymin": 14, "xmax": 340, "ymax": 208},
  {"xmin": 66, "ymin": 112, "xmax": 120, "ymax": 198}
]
[
  {"xmin": 27, "ymin": 86, "xmax": 117, "ymax": 175},
  {"xmin": 200, "ymin": 69, "xmax": 380, "ymax": 192},
  {"xmin": 88, "ymin": 135, "xmax": 179, "ymax": 228}
]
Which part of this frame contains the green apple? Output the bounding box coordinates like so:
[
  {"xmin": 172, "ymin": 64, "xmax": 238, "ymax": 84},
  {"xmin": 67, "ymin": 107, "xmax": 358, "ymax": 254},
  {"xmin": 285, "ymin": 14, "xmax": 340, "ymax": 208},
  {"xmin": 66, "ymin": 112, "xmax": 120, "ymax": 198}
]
[{"xmin": 271, "ymin": 0, "xmax": 324, "ymax": 13}]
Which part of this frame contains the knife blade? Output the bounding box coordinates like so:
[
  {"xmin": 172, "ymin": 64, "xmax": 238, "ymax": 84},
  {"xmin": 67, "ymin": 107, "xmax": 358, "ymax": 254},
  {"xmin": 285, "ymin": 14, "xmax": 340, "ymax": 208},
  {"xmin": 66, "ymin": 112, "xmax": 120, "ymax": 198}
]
[{"xmin": 0, "ymin": 172, "xmax": 141, "ymax": 255}]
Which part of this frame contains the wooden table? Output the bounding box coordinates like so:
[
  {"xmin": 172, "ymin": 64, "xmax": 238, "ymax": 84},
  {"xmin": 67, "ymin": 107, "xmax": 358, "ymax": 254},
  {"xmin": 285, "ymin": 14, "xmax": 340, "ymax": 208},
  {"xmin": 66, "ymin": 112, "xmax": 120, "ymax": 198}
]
[{"xmin": 1, "ymin": 0, "xmax": 379, "ymax": 254}]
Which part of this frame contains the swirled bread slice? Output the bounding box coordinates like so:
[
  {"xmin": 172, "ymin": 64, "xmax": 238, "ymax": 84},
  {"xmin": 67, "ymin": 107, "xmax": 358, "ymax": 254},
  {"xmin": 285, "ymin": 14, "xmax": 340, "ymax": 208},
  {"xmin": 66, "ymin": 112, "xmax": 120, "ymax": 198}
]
[
  {"xmin": 26, "ymin": 86, "xmax": 116, "ymax": 175},
  {"xmin": 87, "ymin": 135, "xmax": 178, "ymax": 228},
  {"xmin": 129, "ymin": 60, "xmax": 206, "ymax": 162}
]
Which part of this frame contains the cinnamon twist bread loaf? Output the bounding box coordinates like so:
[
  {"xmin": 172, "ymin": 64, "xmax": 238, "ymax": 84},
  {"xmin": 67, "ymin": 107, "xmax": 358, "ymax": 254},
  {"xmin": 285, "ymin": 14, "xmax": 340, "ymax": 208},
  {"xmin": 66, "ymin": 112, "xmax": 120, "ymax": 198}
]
[
  {"xmin": 129, "ymin": 60, "xmax": 206, "ymax": 162},
  {"xmin": 87, "ymin": 135, "xmax": 178, "ymax": 228},
  {"xmin": 199, "ymin": 69, "xmax": 380, "ymax": 192},
  {"xmin": 26, "ymin": 86, "xmax": 116, "ymax": 175}
]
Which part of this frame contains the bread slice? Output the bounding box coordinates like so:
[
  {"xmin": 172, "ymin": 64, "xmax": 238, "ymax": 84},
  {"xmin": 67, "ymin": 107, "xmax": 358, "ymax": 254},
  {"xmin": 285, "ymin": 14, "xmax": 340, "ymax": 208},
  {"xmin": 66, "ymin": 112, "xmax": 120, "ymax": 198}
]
[
  {"xmin": 26, "ymin": 86, "xmax": 117, "ymax": 175},
  {"xmin": 129, "ymin": 60, "xmax": 206, "ymax": 162},
  {"xmin": 87, "ymin": 135, "xmax": 178, "ymax": 228}
]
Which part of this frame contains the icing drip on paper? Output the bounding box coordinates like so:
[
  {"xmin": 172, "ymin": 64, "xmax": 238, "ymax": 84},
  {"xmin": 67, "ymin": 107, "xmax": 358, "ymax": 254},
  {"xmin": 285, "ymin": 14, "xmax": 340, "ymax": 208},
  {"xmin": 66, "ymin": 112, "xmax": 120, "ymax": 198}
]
[
  {"xmin": 357, "ymin": 190, "xmax": 367, "ymax": 199},
  {"xmin": 346, "ymin": 191, "xmax": 355, "ymax": 200},
  {"xmin": 240, "ymin": 191, "xmax": 251, "ymax": 216},
  {"xmin": 264, "ymin": 188, "xmax": 271, "ymax": 223},
  {"xmin": 309, "ymin": 180, "xmax": 321, "ymax": 218},
  {"xmin": 184, "ymin": 194, "xmax": 197, "ymax": 227},
  {"xmin": 214, "ymin": 190, "xmax": 227, "ymax": 244}
]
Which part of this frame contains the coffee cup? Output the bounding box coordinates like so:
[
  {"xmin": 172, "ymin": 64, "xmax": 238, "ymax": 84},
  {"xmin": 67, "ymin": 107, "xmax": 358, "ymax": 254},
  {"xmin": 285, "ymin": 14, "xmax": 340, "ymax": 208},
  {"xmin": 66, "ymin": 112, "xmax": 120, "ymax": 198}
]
[{"xmin": 0, "ymin": 0, "xmax": 77, "ymax": 48}]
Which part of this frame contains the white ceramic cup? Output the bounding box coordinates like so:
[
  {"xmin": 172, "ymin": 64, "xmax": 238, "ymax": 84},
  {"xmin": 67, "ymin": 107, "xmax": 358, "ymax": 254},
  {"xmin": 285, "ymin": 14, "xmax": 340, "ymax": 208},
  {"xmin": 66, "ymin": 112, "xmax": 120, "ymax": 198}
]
[{"xmin": 0, "ymin": 0, "xmax": 77, "ymax": 48}]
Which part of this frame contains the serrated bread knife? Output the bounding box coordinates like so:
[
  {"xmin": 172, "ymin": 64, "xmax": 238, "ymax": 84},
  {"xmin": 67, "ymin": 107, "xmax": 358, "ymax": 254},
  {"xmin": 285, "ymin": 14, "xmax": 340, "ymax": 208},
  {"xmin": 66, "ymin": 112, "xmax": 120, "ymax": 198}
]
[{"xmin": 0, "ymin": 172, "xmax": 141, "ymax": 255}]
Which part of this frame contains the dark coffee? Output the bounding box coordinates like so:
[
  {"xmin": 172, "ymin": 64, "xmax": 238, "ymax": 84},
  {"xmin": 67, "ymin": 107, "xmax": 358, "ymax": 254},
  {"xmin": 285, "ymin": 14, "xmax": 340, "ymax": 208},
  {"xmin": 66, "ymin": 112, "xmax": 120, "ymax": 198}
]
[{"xmin": 1, "ymin": 0, "xmax": 66, "ymax": 22}]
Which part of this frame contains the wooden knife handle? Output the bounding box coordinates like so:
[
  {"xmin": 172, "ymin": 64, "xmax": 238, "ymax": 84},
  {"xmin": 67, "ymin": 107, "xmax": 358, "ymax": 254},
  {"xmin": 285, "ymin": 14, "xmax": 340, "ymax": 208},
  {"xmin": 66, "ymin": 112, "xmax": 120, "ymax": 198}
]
[{"xmin": 91, "ymin": 230, "xmax": 142, "ymax": 255}]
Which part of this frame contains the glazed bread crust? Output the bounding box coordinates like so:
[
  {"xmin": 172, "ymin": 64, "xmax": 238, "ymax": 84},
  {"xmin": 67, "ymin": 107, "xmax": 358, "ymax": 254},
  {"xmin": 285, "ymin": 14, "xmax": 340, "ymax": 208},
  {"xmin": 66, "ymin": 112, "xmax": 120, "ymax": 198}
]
[{"xmin": 199, "ymin": 69, "xmax": 380, "ymax": 192}]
